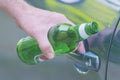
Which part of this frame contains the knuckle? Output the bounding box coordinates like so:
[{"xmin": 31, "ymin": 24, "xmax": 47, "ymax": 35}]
[{"xmin": 53, "ymin": 12, "xmax": 66, "ymax": 18}]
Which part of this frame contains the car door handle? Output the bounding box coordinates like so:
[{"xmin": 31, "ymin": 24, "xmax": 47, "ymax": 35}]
[
  {"xmin": 67, "ymin": 51, "xmax": 101, "ymax": 74},
  {"xmin": 67, "ymin": 39, "xmax": 101, "ymax": 74}
]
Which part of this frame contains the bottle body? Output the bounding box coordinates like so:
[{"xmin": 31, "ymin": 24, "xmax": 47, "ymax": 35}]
[
  {"xmin": 48, "ymin": 24, "xmax": 79, "ymax": 54},
  {"xmin": 17, "ymin": 22, "xmax": 98, "ymax": 65}
]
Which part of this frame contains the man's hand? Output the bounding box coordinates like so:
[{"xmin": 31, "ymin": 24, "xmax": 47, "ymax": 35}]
[{"xmin": 0, "ymin": 0, "xmax": 85, "ymax": 60}]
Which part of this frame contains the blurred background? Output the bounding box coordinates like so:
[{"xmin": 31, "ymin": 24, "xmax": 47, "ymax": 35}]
[{"xmin": 0, "ymin": 0, "xmax": 119, "ymax": 80}]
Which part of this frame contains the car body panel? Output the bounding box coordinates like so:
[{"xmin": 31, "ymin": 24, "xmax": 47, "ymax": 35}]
[{"xmin": 26, "ymin": 0, "xmax": 120, "ymax": 80}]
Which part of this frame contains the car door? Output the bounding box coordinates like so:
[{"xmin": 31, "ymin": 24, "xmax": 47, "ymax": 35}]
[
  {"xmin": 106, "ymin": 16, "xmax": 120, "ymax": 80},
  {"xmin": 101, "ymin": 2, "xmax": 120, "ymax": 80},
  {"xmin": 25, "ymin": 0, "xmax": 120, "ymax": 80}
]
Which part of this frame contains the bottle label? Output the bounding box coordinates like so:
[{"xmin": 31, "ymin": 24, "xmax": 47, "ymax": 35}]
[{"xmin": 79, "ymin": 24, "xmax": 89, "ymax": 39}]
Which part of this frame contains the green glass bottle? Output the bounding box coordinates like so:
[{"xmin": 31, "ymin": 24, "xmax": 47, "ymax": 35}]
[{"xmin": 17, "ymin": 22, "xmax": 99, "ymax": 65}]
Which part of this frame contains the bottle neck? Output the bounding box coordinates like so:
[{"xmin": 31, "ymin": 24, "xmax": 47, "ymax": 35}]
[
  {"xmin": 85, "ymin": 22, "xmax": 98, "ymax": 35},
  {"xmin": 74, "ymin": 22, "xmax": 98, "ymax": 40}
]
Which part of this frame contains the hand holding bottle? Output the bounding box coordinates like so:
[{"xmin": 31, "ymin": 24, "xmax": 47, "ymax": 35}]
[
  {"xmin": 0, "ymin": 0, "xmax": 86, "ymax": 63},
  {"xmin": 17, "ymin": 22, "xmax": 98, "ymax": 64}
]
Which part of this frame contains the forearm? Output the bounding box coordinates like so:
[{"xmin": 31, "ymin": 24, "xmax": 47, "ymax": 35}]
[
  {"xmin": 0, "ymin": 0, "xmax": 44, "ymax": 20},
  {"xmin": 0, "ymin": 0, "xmax": 32, "ymax": 18}
]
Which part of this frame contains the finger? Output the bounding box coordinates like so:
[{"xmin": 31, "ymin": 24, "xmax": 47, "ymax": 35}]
[
  {"xmin": 36, "ymin": 34, "xmax": 54, "ymax": 60},
  {"xmin": 77, "ymin": 41, "xmax": 86, "ymax": 54}
]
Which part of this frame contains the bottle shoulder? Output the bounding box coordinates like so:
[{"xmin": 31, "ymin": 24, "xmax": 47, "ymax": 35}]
[{"xmin": 48, "ymin": 24, "xmax": 77, "ymax": 41}]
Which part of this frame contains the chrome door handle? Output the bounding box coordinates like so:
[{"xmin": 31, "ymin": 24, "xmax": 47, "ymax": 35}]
[{"xmin": 67, "ymin": 51, "xmax": 101, "ymax": 74}]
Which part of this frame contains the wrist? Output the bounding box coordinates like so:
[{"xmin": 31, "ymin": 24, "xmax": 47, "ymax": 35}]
[
  {"xmin": 0, "ymin": 0, "xmax": 29, "ymax": 17},
  {"xmin": 0, "ymin": 0, "xmax": 37, "ymax": 19},
  {"xmin": 0, "ymin": 0, "xmax": 24, "ymax": 8},
  {"xmin": 0, "ymin": 0, "xmax": 46, "ymax": 21},
  {"xmin": 0, "ymin": 0, "xmax": 7, "ymax": 7}
]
